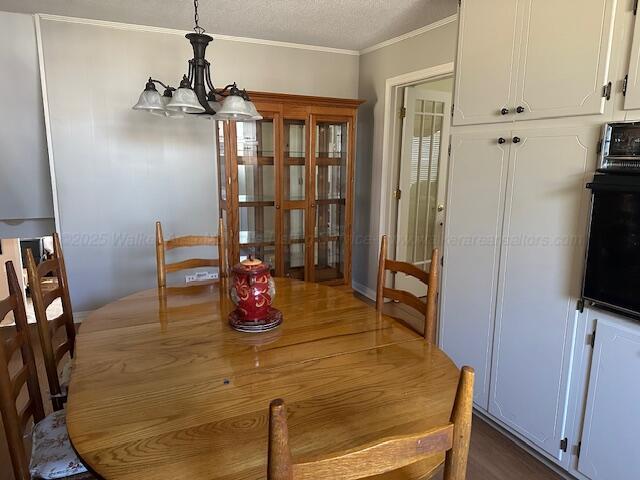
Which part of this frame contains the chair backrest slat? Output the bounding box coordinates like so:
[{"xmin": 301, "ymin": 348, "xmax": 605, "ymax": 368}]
[
  {"xmin": 156, "ymin": 218, "xmax": 227, "ymax": 288},
  {"xmin": 165, "ymin": 258, "xmax": 220, "ymax": 273},
  {"xmin": 294, "ymin": 424, "xmax": 454, "ymax": 480},
  {"xmin": 0, "ymin": 261, "xmax": 45, "ymax": 480},
  {"xmin": 36, "ymin": 258, "xmax": 58, "ymax": 277},
  {"xmin": 26, "ymin": 232, "xmax": 76, "ymax": 411},
  {"xmin": 384, "ymin": 258, "xmax": 429, "ymax": 284},
  {"xmin": 382, "ymin": 287, "xmax": 427, "ymax": 315},
  {"xmin": 376, "ymin": 235, "xmax": 439, "ymax": 343},
  {"xmin": 166, "ymin": 235, "xmax": 220, "ymax": 249},
  {"xmin": 267, "ymin": 367, "xmax": 475, "ymax": 480}
]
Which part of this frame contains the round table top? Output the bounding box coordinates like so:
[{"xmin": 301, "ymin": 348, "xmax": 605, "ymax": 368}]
[{"xmin": 66, "ymin": 278, "xmax": 459, "ymax": 479}]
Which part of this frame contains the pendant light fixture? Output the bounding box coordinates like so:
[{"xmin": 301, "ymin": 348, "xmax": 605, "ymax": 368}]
[{"xmin": 132, "ymin": 0, "xmax": 262, "ymax": 121}]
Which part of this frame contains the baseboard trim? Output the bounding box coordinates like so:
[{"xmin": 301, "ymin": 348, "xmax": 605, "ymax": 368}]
[
  {"xmin": 352, "ymin": 280, "xmax": 376, "ymax": 301},
  {"xmin": 473, "ymin": 408, "xmax": 580, "ymax": 480},
  {"xmin": 73, "ymin": 310, "xmax": 93, "ymax": 323}
]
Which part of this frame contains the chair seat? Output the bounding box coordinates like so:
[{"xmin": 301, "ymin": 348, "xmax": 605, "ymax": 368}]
[
  {"xmin": 30, "ymin": 409, "xmax": 90, "ymax": 479},
  {"xmin": 368, "ymin": 453, "xmax": 445, "ymax": 480}
]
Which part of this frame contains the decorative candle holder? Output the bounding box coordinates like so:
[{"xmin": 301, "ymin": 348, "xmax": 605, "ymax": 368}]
[{"xmin": 228, "ymin": 256, "xmax": 282, "ymax": 332}]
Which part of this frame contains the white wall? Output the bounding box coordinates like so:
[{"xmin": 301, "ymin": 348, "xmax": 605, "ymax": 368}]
[
  {"xmin": 0, "ymin": 12, "xmax": 54, "ymax": 238},
  {"xmin": 38, "ymin": 17, "xmax": 359, "ymax": 311},
  {"xmin": 354, "ymin": 19, "xmax": 458, "ymax": 294}
]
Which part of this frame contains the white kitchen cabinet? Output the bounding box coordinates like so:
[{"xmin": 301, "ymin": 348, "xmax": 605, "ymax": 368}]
[
  {"xmin": 488, "ymin": 127, "xmax": 597, "ymax": 459},
  {"xmin": 577, "ymin": 311, "xmax": 640, "ymax": 480},
  {"xmin": 453, "ymin": 0, "xmax": 616, "ymax": 126},
  {"xmin": 513, "ymin": 0, "xmax": 616, "ymax": 121},
  {"xmin": 440, "ymin": 131, "xmax": 510, "ymax": 409},
  {"xmin": 624, "ymin": 5, "xmax": 640, "ymax": 110},
  {"xmin": 452, "ymin": 0, "xmax": 520, "ymax": 125}
]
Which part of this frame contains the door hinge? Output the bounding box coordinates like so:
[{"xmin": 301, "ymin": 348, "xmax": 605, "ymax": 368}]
[
  {"xmin": 451, "ymin": 103, "xmax": 455, "ymax": 117},
  {"xmin": 634, "ymin": 0, "xmax": 638, "ymax": 15},
  {"xmin": 602, "ymin": 81, "xmax": 612, "ymax": 100},
  {"xmin": 623, "ymin": 74, "xmax": 629, "ymax": 96},
  {"xmin": 393, "ymin": 188, "xmax": 402, "ymax": 200},
  {"xmin": 400, "ymin": 106, "xmax": 406, "ymax": 118},
  {"xmin": 448, "ymin": 144, "xmax": 452, "ymax": 157},
  {"xmin": 560, "ymin": 438, "xmax": 568, "ymax": 453},
  {"xmin": 589, "ymin": 327, "xmax": 597, "ymax": 348},
  {"xmin": 576, "ymin": 298, "xmax": 585, "ymax": 313},
  {"xmin": 575, "ymin": 441, "xmax": 582, "ymax": 458}
]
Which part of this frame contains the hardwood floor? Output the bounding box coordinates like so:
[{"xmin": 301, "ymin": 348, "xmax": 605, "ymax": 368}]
[{"xmin": 0, "ymin": 302, "xmax": 564, "ymax": 480}]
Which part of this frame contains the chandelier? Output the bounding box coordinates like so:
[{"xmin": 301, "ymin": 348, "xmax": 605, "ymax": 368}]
[{"xmin": 132, "ymin": 0, "xmax": 262, "ymax": 120}]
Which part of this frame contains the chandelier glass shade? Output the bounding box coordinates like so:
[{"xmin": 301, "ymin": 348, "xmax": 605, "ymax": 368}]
[{"xmin": 132, "ymin": 0, "xmax": 261, "ymax": 121}]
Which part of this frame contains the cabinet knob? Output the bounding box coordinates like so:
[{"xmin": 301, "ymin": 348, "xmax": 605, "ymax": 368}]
[
  {"xmin": 500, "ymin": 107, "xmax": 510, "ymax": 115},
  {"xmin": 437, "ymin": 204, "xmax": 445, "ymax": 212},
  {"xmin": 512, "ymin": 136, "xmax": 521, "ymax": 143},
  {"xmin": 498, "ymin": 137, "xmax": 506, "ymax": 144},
  {"xmin": 275, "ymin": 205, "xmax": 280, "ymax": 209},
  {"xmin": 516, "ymin": 106, "xmax": 525, "ymax": 113}
]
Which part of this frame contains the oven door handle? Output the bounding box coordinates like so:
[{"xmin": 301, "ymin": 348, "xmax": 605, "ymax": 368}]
[{"xmin": 587, "ymin": 182, "xmax": 640, "ymax": 192}]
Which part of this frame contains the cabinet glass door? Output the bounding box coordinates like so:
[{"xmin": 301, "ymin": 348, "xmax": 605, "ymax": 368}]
[
  {"xmin": 283, "ymin": 209, "xmax": 306, "ymax": 280},
  {"xmin": 280, "ymin": 117, "xmax": 308, "ymax": 279},
  {"xmin": 313, "ymin": 119, "xmax": 349, "ymax": 282},
  {"xmin": 235, "ymin": 117, "xmax": 276, "ymax": 271},
  {"xmin": 284, "ymin": 119, "xmax": 306, "ymax": 201}
]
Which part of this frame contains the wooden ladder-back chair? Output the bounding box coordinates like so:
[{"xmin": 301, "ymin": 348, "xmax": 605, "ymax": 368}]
[
  {"xmin": 376, "ymin": 235, "xmax": 439, "ymax": 343},
  {"xmin": 25, "ymin": 233, "xmax": 76, "ymax": 411},
  {"xmin": 268, "ymin": 366, "xmax": 474, "ymax": 480},
  {"xmin": 1, "ymin": 260, "xmax": 93, "ymax": 480},
  {"xmin": 0, "ymin": 260, "xmax": 45, "ymax": 479},
  {"xmin": 155, "ymin": 217, "xmax": 227, "ymax": 288}
]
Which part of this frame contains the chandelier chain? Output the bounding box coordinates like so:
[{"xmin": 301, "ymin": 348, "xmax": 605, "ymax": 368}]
[{"xmin": 193, "ymin": 0, "xmax": 205, "ymax": 34}]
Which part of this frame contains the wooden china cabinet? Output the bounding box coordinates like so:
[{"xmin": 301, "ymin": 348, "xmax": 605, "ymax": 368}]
[{"xmin": 216, "ymin": 92, "xmax": 363, "ymax": 287}]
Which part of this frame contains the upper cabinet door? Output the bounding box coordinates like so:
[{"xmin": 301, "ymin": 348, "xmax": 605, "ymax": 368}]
[
  {"xmin": 513, "ymin": 0, "xmax": 616, "ymax": 121},
  {"xmin": 624, "ymin": 8, "xmax": 640, "ymax": 110},
  {"xmin": 489, "ymin": 126, "xmax": 597, "ymax": 459},
  {"xmin": 440, "ymin": 131, "xmax": 510, "ymax": 409},
  {"xmin": 578, "ymin": 312, "xmax": 640, "ymax": 480},
  {"xmin": 453, "ymin": 0, "xmax": 521, "ymax": 126}
]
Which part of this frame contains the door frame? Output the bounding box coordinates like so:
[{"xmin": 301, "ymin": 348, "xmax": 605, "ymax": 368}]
[{"xmin": 377, "ymin": 62, "xmax": 455, "ymax": 261}]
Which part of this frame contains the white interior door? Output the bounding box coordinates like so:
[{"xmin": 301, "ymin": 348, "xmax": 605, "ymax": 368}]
[{"xmin": 395, "ymin": 86, "xmax": 451, "ymax": 297}]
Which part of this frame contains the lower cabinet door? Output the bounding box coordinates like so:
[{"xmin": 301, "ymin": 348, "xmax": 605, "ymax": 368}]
[
  {"xmin": 578, "ymin": 312, "xmax": 640, "ymax": 480},
  {"xmin": 488, "ymin": 126, "xmax": 597, "ymax": 459},
  {"xmin": 440, "ymin": 131, "xmax": 509, "ymax": 409}
]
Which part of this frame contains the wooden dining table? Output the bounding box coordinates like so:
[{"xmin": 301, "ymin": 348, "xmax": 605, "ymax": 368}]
[{"xmin": 66, "ymin": 278, "xmax": 460, "ymax": 480}]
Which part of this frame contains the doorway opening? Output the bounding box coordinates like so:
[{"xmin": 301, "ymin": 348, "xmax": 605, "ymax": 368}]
[{"xmin": 382, "ymin": 70, "xmax": 453, "ymax": 298}]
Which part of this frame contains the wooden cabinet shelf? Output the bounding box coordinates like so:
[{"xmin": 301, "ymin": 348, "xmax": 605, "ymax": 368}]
[{"xmin": 216, "ymin": 92, "xmax": 363, "ymax": 285}]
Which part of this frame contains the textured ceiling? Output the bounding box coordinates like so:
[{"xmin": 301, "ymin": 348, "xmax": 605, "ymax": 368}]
[{"xmin": 0, "ymin": 0, "xmax": 457, "ymax": 50}]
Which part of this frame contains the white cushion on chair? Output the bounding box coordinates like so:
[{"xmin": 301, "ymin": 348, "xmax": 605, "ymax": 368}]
[
  {"xmin": 59, "ymin": 360, "xmax": 73, "ymax": 395},
  {"xmin": 30, "ymin": 409, "xmax": 89, "ymax": 479}
]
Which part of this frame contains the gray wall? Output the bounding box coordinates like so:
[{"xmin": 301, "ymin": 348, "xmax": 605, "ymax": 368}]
[
  {"xmin": 354, "ymin": 20, "xmax": 458, "ymax": 294},
  {"xmin": 0, "ymin": 12, "xmax": 54, "ymax": 238},
  {"xmin": 39, "ymin": 18, "xmax": 359, "ymax": 311}
]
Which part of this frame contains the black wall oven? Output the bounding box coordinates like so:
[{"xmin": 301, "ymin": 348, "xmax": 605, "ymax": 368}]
[{"xmin": 583, "ymin": 122, "xmax": 640, "ymax": 318}]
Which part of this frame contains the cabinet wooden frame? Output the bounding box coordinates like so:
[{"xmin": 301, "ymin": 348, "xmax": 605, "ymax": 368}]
[{"xmin": 216, "ymin": 92, "xmax": 363, "ymax": 287}]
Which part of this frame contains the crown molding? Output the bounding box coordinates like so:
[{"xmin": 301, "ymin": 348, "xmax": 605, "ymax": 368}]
[
  {"xmin": 34, "ymin": 14, "xmax": 360, "ymax": 56},
  {"xmin": 35, "ymin": 12, "xmax": 458, "ymax": 57},
  {"xmin": 359, "ymin": 13, "xmax": 458, "ymax": 55}
]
